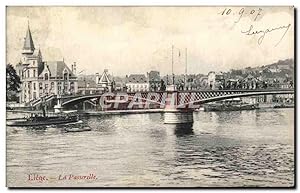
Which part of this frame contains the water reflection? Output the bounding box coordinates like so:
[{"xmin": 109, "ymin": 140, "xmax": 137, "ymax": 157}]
[
  {"xmin": 173, "ymin": 123, "xmax": 194, "ymax": 137},
  {"xmin": 25, "ymin": 127, "xmax": 48, "ymax": 135}
]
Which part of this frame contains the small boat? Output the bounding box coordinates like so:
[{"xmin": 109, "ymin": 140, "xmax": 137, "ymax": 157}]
[
  {"xmin": 64, "ymin": 120, "xmax": 83, "ymax": 125},
  {"xmin": 204, "ymin": 98, "xmax": 259, "ymax": 112},
  {"xmin": 6, "ymin": 112, "xmax": 80, "ymax": 127},
  {"xmin": 195, "ymin": 106, "xmax": 205, "ymax": 111},
  {"xmin": 273, "ymin": 103, "xmax": 294, "ymax": 108},
  {"xmin": 65, "ymin": 126, "xmax": 91, "ymax": 133}
]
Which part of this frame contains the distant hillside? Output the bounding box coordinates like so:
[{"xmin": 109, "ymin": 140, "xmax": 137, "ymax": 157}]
[
  {"xmin": 261, "ymin": 59, "xmax": 294, "ymax": 71},
  {"xmin": 228, "ymin": 58, "xmax": 294, "ymax": 80}
]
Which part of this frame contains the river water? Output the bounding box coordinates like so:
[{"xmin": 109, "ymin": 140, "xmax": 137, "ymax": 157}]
[{"xmin": 6, "ymin": 108, "xmax": 294, "ymax": 187}]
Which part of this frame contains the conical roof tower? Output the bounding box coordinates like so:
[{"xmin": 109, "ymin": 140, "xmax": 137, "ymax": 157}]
[{"xmin": 22, "ymin": 22, "xmax": 35, "ymax": 54}]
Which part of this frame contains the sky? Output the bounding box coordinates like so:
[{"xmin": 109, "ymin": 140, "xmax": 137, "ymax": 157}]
[{"xmin": 6, "ymin": 6, "xmax": 294, "ymax": 76}]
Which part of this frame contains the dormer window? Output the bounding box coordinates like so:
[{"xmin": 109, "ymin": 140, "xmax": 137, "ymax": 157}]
[
  {"xmin": 63, "ymin": 72, "xmax": 68, "ymax": 80},
  {"xmin": 44, "ymin": 73, "xmax": 48, "ymax": 80},
  {"xmin": 63, "ymin": 69, "xmax": 69, "ymax": 80}
]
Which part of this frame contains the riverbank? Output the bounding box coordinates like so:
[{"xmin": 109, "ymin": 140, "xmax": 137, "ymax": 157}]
[
  {"xmin": 7, "ymin": 110, "xmax": 40, "ymax": 114},
  {"xmin": 82, "ymin": 109, "xmax": 164, "ymax": 116},
  {"xmin": 258, "ymin": 103, "xmax": 295, "ymax": 108}
]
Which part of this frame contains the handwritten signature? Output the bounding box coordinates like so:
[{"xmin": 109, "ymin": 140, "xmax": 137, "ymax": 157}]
[{"xmin": 241, "ymin": 23, "xmax": 291, "ymax": 46}]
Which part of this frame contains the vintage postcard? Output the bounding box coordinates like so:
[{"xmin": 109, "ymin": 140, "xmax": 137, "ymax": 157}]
[{"xmin": 6, "ymin": 6, "xmax": 295, "ymax": 187}]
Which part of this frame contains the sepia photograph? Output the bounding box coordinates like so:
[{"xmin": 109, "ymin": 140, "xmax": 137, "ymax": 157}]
[{"xmin": 5, "ymin": 6, "xmax": 295, "ymax": 187}]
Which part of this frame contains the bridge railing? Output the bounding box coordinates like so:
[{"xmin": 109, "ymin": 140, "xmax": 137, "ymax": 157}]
[
  {"xmin": 173, "ymin": 88, "xmax": 294, "ymax": 93},
  {"xmin": 59, "ymin": 88, "xmax": 295, "ymax": 100}
]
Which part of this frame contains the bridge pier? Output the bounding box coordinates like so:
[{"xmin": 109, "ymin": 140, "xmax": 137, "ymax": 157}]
[
  {"xmin": 54, "ymin": 95, "xmax": 64, "ymax": 113},
  {"xmin": 163, "ymin": 85, "xmax": 194, "ymax": 124},
  {"xmin": 164, "ymin": 109, "xmax": 194, "ymax": 124}
]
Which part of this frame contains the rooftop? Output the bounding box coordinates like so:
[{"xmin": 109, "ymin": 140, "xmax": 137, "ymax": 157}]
[
  {"xmin": 43, "ymin": 61, "xmax": 75, "ymax": 77},
  {"xmin": 127, "ymin": 74, "xmax": 148, "ymax": 83}
]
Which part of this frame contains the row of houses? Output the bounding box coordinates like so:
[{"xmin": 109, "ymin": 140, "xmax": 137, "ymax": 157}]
[
  {"xmin": 207, "ymin": 71, "xmax": 294, "ymax": 90},
  {"xmin": 77, "ymin": 70, "xmax": 163, "ymax": 95}
]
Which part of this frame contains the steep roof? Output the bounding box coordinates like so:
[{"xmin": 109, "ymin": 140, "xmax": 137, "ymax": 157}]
[
  {"xmin": 32, "ymin": 48, "xmax": 42, "ymax": 57},
  {"xmin": 99, "ymin": 70, "xmax": 111, "ymax": 84},
  {"xmin": 23, "ymin": 25, "xmax": 35, "ymax": 52},
  {"xmin": 127, "ymin": 74, "xmax": 148, "ymax": 83},
  {"xmin": 43, "ymin": 61, "xmax": 75, "ymax": 77}
]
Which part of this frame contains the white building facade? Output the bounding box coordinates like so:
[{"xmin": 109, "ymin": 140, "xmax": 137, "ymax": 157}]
[{"xmin": 126, "ymin": 74, "xmax": 149, "ymax": 92}]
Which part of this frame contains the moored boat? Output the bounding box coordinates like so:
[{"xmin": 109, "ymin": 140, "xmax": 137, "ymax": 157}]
[
  {"xmin": 204, "ymin": 98, "xmax": 259, "ymax": 112},
  {"xmin": 6, "ymin": 112, "xmax": 80, "ymax": 127},
  {"xmin": 65, "ymin": 126, "xmax": 91, "ymax": 133}
]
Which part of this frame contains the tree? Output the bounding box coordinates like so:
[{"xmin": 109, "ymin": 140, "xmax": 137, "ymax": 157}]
[{"xmin": 6, "ymin": 64, "xmax": 21, "ymax": 101}]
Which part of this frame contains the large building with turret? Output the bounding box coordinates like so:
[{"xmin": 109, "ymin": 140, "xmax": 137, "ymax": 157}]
[{"xmin": 16, "ymin": 23, "xmax": 78, "ymax": 104}]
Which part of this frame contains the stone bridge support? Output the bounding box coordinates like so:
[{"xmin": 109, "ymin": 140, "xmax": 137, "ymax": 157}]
[
  {"xmin": 54, "ymin": 95, "xmax": 64, "ymax": 113},
  {"xmin": 164, "ymin": 85, "xmax": 194, "ymax": 124}
]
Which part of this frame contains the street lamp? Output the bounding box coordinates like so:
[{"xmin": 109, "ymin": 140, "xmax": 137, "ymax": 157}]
[
  {"xmin": 77, "ymin": 69, "xmax": 88, "ymax": 111},
  {"xmin": 78, "ymin": 69, "xmax": 86, "ymax": 95}
]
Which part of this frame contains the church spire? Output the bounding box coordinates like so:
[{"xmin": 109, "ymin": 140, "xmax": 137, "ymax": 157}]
[{"xmin": 22, "ymin": 21, "xmax": 35, "ymax": 54}]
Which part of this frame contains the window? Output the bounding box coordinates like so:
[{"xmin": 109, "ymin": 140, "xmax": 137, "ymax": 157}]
[
  {"xmin": 33, "ymin": 69, "xmax": 36, "ymax": 77},
  {"xmin": 27, "ymin": 70, "xmax": 30, "ymax": 78},
  {"xmin": 33, "ymin": 61, "xmax": 35, "ymax": 65},
  {"xmin": 70, "ymin": 82, "xmax": 74, "ymax": 91},
  {"xmin": 39, "ymin": 83, "xmax": 43, "ymax": 90},
  {"xmin": 58, "ymin": 82, "xmax": 61, "ymax": 91},
  {"xmin": 51, "ymin": 82, "xmax": 54, "ymax": 88},
  {"xmin": 63, "ymin": 72, "xmax": 68, "ymax": 80},
  {"xmin": 33, "ymin": 83, "xmax": 36, "ymax": 90},
  {"xmin": 44, "ymin": 73, "xmax": 48, "ymax": 80}
]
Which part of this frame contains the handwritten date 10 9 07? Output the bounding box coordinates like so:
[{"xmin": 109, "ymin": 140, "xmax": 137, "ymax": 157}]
[{"xmin": 219, "ymin": 7, "xmax": 263, "ymax": 23}]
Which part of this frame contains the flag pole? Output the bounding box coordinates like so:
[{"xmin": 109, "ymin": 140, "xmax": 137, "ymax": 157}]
[
  {"xmin": 185, "ymin": 48, "xmax": 187, "ymax": 88},
  {"xmin": 172, "ymin": 45, "xmax": 174, "ymax": 85}
]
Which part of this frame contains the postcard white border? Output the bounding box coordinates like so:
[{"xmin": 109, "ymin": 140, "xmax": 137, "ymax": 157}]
[{"xmin": 0, "ymin": 0, "xmax": 298, "ymax": 192}]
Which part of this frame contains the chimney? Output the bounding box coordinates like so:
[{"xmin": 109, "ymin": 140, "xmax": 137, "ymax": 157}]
[
  {"xmin": 73, "ymin": 62, "xmax": 77, "ymax": 74},
  {"xmin": 95, "ymin": 73, "xmax": 99, "ymax": 84}
]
